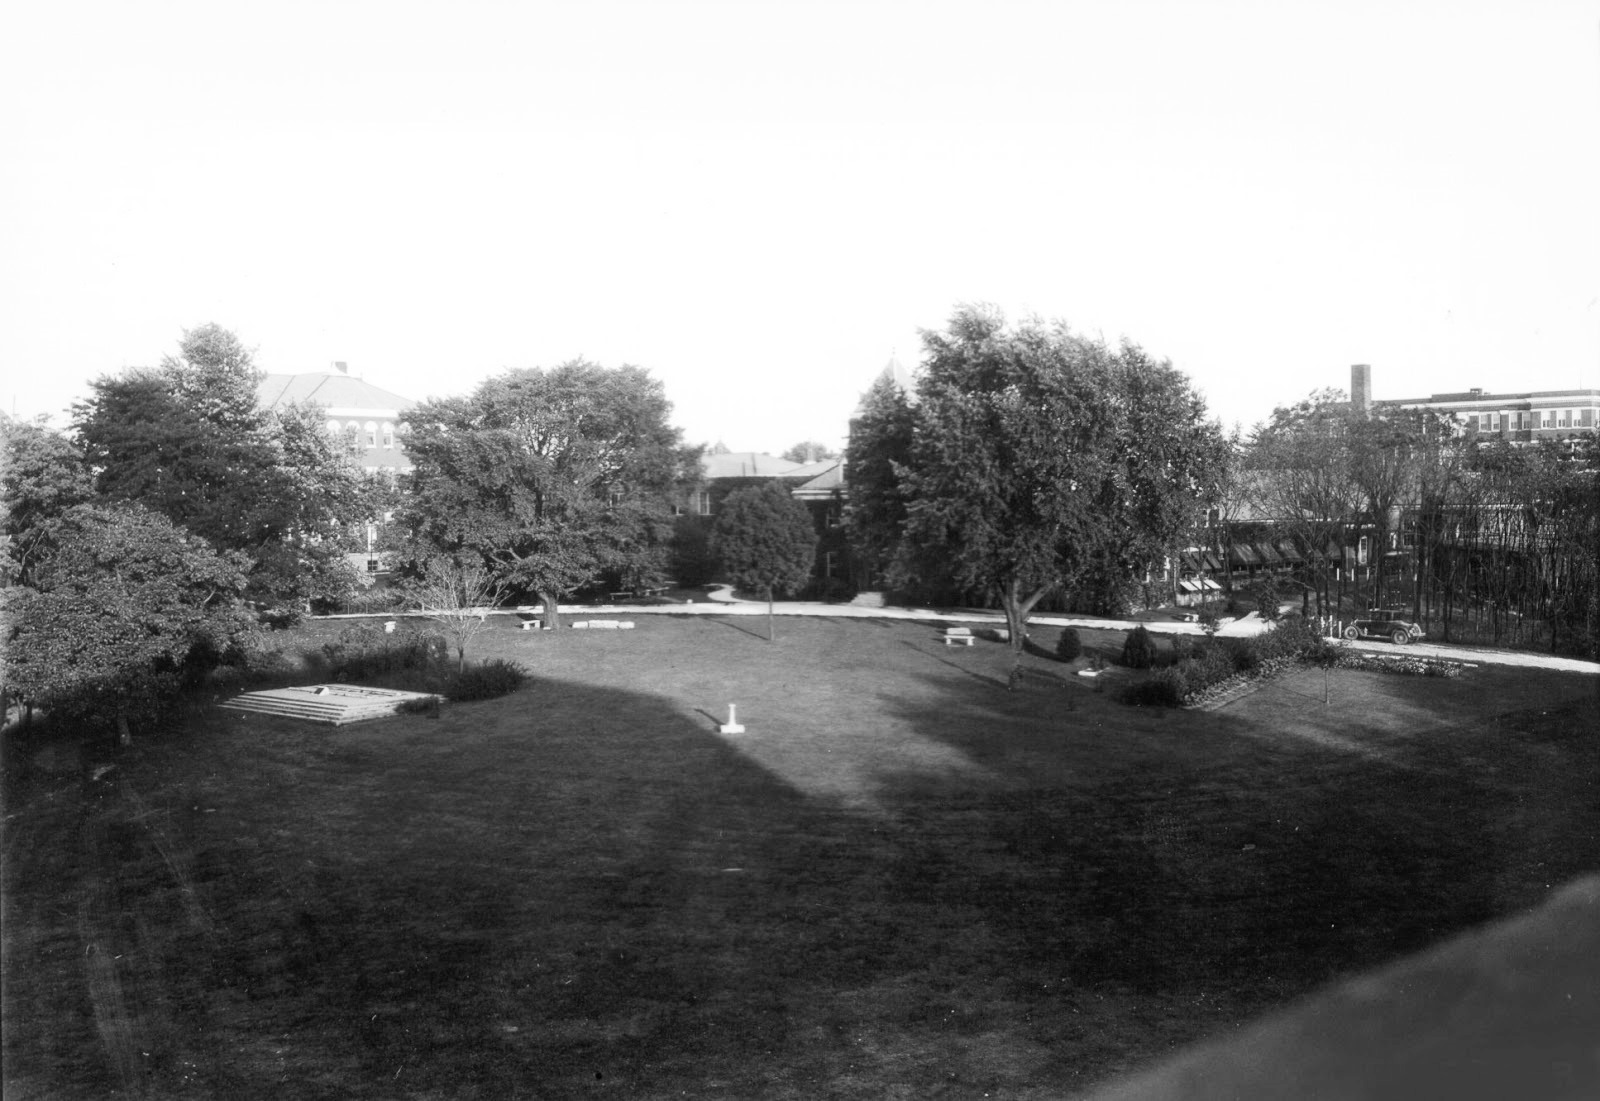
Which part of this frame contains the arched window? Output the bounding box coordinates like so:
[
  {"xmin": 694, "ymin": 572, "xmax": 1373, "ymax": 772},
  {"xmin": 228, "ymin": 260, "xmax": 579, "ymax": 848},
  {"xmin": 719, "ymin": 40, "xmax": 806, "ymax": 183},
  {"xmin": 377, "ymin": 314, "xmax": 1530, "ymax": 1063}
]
[
  {"xmin": 382, "ymin": 422, "xmax": 394, "ymax": 448},
  {"xmin": 326, "ymin": 418, "xmax": 342, "ymax": 435},
  {"xmin": 364, "ymin": 420, "xmax": 378, "ymax": 447}
]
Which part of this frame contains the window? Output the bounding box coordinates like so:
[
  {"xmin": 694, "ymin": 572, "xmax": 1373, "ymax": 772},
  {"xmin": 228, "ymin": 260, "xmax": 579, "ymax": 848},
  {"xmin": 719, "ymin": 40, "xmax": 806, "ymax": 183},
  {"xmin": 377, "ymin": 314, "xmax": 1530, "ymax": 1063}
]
[
  {"xmin": 694, "ymin": 490, "xmax": 711, "ymax": 515},
  {"xmin": 365, "ymin": 420, "xmax": 378, "ymax": 447},
  {"xmin": 326, "ymin": 418, "xmax": 342, "ymax": 435},
  {"xmin": 382, "ymin": 422, "xmax": 394, "ymax": 448},
  {"xmin": 1580, "ymin": 407, "xmax": 1595, "ymax": 427},
  {"xmin": 1542, "ymin": 410, "xmax": 1555, "ymax": 429}
]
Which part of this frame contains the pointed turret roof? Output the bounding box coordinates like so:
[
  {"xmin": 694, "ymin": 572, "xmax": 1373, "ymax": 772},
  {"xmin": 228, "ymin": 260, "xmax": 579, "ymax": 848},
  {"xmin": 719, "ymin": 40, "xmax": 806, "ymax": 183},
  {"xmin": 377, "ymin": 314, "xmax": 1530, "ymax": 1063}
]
[{"xmin": 852, "ymin": 353, "xmax": 915, "ymax": 416}]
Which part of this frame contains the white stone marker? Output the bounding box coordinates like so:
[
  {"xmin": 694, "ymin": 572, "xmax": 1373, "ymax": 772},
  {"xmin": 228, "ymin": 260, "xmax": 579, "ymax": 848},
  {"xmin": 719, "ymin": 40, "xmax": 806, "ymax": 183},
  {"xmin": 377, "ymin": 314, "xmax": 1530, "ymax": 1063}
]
[{"xmin": 719, "ymin": 704, "xmax": 745, "ymax": 734}]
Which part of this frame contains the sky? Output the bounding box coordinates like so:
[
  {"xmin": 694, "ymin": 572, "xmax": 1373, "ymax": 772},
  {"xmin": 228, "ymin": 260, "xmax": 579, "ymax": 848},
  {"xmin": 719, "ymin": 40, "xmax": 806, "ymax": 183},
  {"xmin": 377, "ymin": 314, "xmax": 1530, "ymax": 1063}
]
[{"xmin": 3, "ymin": 0, "xmax": 1598, "ymax": 452}]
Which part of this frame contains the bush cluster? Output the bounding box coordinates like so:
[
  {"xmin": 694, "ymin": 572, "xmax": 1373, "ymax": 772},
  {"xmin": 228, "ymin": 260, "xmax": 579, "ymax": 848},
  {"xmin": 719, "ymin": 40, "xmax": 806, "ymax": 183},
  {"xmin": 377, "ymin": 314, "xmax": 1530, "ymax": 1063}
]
[
  {"xmin": 446, "ymin": 659, "xmax": 529, "ymax": 701},
  {"xmin": 1333, "ymin": 652, "xmax": 1463, "ymax": 678},
  {"xmin": 1123, "ymin": 666, "xmax": 1187, "ymax": 707},
  {"xmin": 320, "ymin": 623, "xmax": 448, "ymax": 681},
  {"xmin": 1122, "ymin": 616, "xmax": 1337, "ymax": 707}
]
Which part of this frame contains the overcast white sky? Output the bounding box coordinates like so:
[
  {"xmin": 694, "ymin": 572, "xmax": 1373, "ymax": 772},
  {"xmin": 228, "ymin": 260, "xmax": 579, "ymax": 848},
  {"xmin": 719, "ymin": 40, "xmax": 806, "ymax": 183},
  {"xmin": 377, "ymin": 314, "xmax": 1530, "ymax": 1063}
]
[{"xmin": 3, "ymin": 0, "xmax": 1597, "ymax": 451}]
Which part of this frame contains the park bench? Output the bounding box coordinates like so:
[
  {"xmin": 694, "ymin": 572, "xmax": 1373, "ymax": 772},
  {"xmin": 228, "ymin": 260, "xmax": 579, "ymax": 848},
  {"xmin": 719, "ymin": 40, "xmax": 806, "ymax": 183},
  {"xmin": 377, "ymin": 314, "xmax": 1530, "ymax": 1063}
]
[{"xmin": 943, "ymin": 626, "xmax": 975, "ymax": 647}]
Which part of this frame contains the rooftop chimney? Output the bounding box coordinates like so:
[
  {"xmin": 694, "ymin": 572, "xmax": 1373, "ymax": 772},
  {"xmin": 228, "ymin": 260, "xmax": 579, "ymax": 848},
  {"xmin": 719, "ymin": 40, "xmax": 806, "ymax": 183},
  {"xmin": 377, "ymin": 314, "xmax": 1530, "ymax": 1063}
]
[
  {"xmin": 1351, "ymin": 364, "xmax": 1372, "ymax": 415},
  {"xmin": 332, "ymin": 361, "xmax": 348, "ymax": 375}
]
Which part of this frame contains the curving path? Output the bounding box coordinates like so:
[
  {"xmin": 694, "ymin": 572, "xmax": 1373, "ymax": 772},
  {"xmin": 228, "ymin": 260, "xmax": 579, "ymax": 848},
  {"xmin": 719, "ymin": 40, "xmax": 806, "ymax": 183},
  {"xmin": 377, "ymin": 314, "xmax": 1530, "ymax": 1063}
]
[{"xmin": 327, "ymin": 590, "xmax": 1600, "ymax": 676}]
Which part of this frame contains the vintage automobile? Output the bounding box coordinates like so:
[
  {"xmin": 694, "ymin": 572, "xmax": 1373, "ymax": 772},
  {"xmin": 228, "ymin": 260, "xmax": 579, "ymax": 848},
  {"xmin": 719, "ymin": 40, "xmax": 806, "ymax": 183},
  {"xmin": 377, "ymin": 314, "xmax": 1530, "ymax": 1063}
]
[{"xmin": 1343, "ymin": 608, "xmax": 1425, "ymax": 645}]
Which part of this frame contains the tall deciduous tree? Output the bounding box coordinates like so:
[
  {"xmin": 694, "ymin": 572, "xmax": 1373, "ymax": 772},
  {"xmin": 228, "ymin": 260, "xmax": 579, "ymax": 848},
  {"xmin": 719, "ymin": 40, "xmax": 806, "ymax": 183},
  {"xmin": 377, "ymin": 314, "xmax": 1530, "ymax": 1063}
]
[
  {"xmin": 709, "ymin": 481, "xmax": 817, "ymax": 640},
  {"xmin": 4, "ymin": 503, "xmax": 252, "ymax": 744},
  {"xmin": 892, "ymin": 305, "xmax": 1227, "ymax": 685},
  {"xmin": 1, "ymin": 416, "xmax": 95, "ymax": 586},
  {"xmin": 72, "ymin": 325, "xmax": 368, "ymax": 608},
  {"xmin": 1249, "ymin": 390, "xmax": 1367, "ymax": 616},
  {"xmin": 399, "ymin": 360, "xmax": 697, "ymax": 628}
]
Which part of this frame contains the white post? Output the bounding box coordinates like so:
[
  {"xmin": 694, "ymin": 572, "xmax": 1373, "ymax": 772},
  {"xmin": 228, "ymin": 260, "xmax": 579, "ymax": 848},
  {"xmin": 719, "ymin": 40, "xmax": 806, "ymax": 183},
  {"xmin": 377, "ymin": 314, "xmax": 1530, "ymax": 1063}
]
[{"xmin": 719, "ymin": 704, "xmax": 745, "ymax": 734}]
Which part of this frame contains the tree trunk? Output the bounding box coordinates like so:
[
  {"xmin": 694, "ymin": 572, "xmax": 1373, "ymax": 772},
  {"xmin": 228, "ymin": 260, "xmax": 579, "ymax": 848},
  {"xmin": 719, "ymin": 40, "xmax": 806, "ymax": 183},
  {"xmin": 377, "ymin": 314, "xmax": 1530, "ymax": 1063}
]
[
  {"xmin": 767, "ymin": 586, "xmax": 775, "ymax": 642},
  {"xmin": 457, "ymin": 645, "xmax": 466, "ymax": 674},
  {"xmin": 1000, "ymin": 578, "xmax": 1048, "ymax": 690},
  {"xmin": 540, "ymin": 590, "xmax": 560, "ymax": 630}
]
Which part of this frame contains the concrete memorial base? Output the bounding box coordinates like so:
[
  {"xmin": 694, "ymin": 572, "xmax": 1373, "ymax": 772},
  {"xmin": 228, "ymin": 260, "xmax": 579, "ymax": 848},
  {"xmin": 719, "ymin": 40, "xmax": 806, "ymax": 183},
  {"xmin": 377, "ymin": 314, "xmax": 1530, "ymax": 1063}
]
[{"xmin": 221, "ymin": 685, "xmax": 440, "ymax": 726}]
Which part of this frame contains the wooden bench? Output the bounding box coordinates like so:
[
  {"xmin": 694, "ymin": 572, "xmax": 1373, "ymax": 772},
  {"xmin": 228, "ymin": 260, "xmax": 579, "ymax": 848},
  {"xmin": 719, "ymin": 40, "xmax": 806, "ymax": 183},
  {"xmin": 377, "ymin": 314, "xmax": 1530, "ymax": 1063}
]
[{"xmin": 943, "ymin": 627, "xmax": 975, "ymax": 647}]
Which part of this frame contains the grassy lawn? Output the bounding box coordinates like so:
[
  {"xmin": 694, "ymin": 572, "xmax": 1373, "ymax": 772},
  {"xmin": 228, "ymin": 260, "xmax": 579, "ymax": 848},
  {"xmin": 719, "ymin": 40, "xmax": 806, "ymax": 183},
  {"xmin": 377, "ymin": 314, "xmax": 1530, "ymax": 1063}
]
[{"xmin": 4, "ymin": 615, "xmax": 1596, "ymax": 1099}]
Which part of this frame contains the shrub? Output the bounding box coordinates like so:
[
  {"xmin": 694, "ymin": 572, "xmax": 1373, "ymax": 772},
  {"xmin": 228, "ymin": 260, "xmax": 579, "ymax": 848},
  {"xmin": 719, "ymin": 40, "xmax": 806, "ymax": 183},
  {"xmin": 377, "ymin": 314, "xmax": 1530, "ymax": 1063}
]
[
  {"xmin": 1055, "ymin": 627, "xmax": 1082, "ymax": 662},
  {"xmin": 1121, "ymin": 625, "xmax": 1157, "ymax": 669},
  {"xmin": 259, "ymin": 605, "xmax": 304, "ymax": 630},
  {"xmin": 1246, "ymin": 578, "xmax": 1282, "ymax": 622},
  {"xmin": 1172, "ymin": 634, "xmax": 1198, "ymax": 663},
  {"xmin": 1122, "ymin": 666, "xmax": 1187, "ymax": 707},
  {"xmin": 1221, "ymin": 637, "xmax": 1261, "ymax": 674},
  {"xmin": 447, "ymin": 659, "xmax": 528, "ymax": 701},
  {"xmin": 320, "ymin": 624, "xmax": 448, "ymax": 681}
]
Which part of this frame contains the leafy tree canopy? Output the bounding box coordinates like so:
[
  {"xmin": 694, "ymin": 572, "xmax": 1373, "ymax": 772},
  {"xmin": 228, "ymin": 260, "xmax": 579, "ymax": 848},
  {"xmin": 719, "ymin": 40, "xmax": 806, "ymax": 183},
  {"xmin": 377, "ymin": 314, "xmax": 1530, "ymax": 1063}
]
[
  {"xmin": 709, "ymin": 481, "xmax": 817, "ymax": 598},
  {"xmin": 398, "ymin": 359, "xmax": 699, "ymax": 625},
  {"xmin": 892, "ymin": 304, "xmax": 1227, "ymax": 680},
  {"xmin": 843, "ymin": 376, "xmax": 915, "ymax": 587},
  {"xmin": 72, "ymin": 325, "xmax": 369, "ymax": 606},
  {"xmin": 5, "ymin": 503, "xmax": 252, "ymax": 741},
  {"xmin": 1, "ymin": 415, "xmax": 95, "ymax": 585}
]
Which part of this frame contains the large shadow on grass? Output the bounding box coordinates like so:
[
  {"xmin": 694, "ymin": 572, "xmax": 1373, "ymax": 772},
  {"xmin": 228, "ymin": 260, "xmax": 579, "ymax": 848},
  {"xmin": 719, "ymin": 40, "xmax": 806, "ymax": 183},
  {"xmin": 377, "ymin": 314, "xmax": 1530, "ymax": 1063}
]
[
  {"xmin": 12, "ymin": 644, "xmax": 1595, "ymax": 1100},
  {"xmin": 870, "ymin": 659, "xmax": 1600, "ymax": 1015},
  {"xmin": 10, "ymin": 671, "xmax": 1209, "ymax": 1099}
]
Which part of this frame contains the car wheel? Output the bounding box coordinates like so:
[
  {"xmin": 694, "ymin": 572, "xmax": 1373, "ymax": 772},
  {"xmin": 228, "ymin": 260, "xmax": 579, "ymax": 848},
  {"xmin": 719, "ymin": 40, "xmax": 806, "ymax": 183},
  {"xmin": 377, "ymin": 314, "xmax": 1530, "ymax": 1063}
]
[
  {"xmin": 1343, "ymin": 626, "xmax": 1360, "ymax": 640},
  {"xmin": 1391, "ymin": 629, "xmax": 1409, "ymax": 645}
]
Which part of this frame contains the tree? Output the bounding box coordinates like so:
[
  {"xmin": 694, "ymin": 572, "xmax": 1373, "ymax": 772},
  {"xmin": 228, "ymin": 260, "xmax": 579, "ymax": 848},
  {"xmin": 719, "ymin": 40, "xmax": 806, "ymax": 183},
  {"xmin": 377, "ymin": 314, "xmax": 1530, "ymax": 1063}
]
[
  {"xmin": 1248, "ymin": 391, "xmax": 1367, "ymax": 616},
  {"xmin": 399, "ymin": 360, "xmax": 698, "ymax": 628},
  {"xmin": 781, "ymin": 441, "xmax": 839, "ymax": 464},
  {"xmin": 406, "ymin": 556, "xmax": 511, "ymax": 672},
  {"xmin": 72, "ymin": 325, "xmax": 369, "ymax": 609},
  {"xmin": 843, "ymin": 374, "xmax": 916, "ymax": 591},
  {"xmin": 709, "ymin": 481, "xmax": 817, "ymax": 640},
  {"xmin": 4, "ymin": 503, "xmax": 252, "ymax": 745},
  {"xmin": 1, "ymin": 415, "xmax": 95, "ymax": 586},
  {"xmin": 890, "ymin": 305, "xmax": 1227, "ymax": 686}
]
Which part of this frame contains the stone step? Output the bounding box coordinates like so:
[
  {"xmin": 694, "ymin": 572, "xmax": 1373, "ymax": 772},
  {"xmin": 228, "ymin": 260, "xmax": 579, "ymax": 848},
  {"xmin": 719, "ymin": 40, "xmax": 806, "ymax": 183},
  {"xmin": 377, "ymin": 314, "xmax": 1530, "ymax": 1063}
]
[{"xmin": 220, "ymin": 686, "xmax": 438, "ymax": 726}]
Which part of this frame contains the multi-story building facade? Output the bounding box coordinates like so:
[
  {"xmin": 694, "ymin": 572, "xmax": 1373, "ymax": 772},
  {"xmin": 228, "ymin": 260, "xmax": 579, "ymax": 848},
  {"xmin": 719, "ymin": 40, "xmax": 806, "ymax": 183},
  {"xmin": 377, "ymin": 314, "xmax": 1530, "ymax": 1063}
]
[
  {"xmin": 1391, "ymin": 385, "xmax": 1599, "ymax": 444},
  {"xmin": 257, "ymin": 362, "xmax": 416, "ymax": 476}
]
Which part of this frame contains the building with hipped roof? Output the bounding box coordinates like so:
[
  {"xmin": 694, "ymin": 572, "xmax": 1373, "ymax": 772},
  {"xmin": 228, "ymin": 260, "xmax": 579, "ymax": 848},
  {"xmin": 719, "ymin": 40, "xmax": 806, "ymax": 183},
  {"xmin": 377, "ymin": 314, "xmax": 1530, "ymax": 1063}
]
[{"xmin": 257, "ymin": 362, "xmax": 415, "ymax": 476}]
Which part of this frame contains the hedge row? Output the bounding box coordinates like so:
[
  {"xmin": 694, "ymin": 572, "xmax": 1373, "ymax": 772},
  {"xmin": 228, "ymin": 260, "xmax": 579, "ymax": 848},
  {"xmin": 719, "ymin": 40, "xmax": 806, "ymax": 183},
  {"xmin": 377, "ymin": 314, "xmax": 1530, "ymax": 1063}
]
[
  {"xmin": 1122, "ymin": 619, "xmax": 1465, "ymax": 707},
  {"xmin": 1122, "ymin": 618, "xmax": 1333, "ymax": 707}
]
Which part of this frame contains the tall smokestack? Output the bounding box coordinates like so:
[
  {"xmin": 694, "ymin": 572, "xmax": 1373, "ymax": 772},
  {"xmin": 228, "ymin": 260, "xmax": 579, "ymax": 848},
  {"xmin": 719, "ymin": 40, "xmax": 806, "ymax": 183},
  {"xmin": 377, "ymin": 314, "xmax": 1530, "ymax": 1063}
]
[{"xmin": 1351, "ymin": 364, "xmax": 1372, "ymax": 415}]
